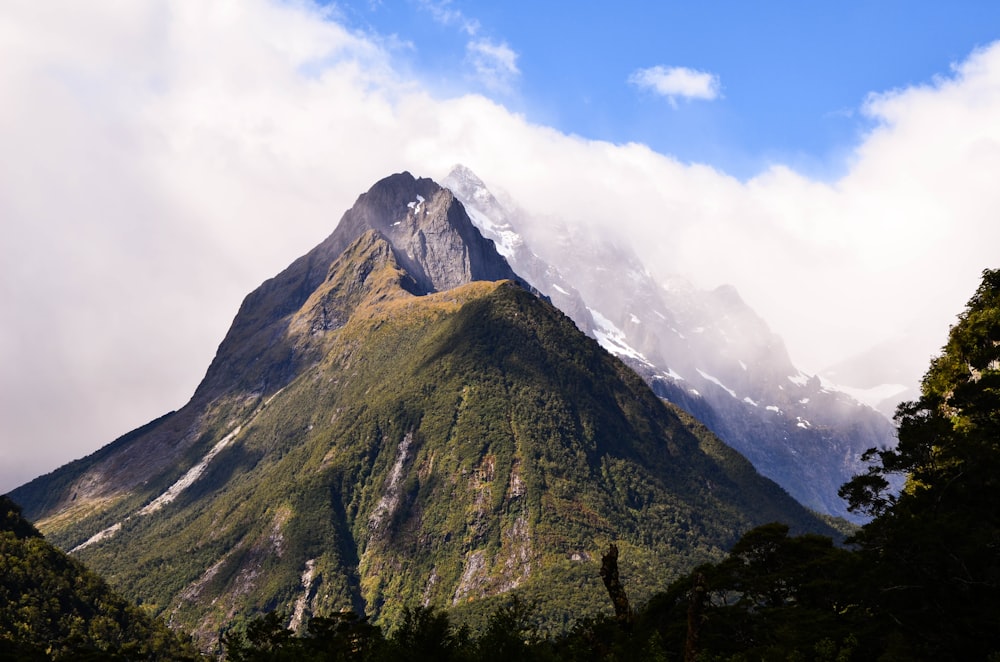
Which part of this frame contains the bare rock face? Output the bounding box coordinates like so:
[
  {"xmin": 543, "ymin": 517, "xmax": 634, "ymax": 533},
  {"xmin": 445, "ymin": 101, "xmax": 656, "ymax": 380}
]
[
  {"xmin": 194, "ymin": 171, "xmax": 527, "ymax": 400},
  {"xmin": 332, "ymin": 172, "xmax": 524, "ymax": 295}
]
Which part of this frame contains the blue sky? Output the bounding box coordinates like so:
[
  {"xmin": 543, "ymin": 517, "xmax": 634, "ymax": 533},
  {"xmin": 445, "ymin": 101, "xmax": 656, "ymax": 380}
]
[
  {"xmin": 331, "ymin": 0, "xmax": 1000, "ymax": 178},
  {"xmin": 3, "ymin": 1, "xmax": 1000, "ymax": 491}
]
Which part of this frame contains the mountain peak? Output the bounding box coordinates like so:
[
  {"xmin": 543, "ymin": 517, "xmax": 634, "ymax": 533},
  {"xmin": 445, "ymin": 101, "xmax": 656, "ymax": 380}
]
[
  {"xmin": 710, "ymin": 283, "xmax": 745, "ymax": 307},
  {"xmin": 445, "ymin": 163, "xmax": 487, "ymax": 191},
  {"xmin": 183, "ymin": 172, "xmax": 528, "ymax": 402},
  {"xmin": 331, "ymin": 171, "xmax": 524, "ymax": 295}
]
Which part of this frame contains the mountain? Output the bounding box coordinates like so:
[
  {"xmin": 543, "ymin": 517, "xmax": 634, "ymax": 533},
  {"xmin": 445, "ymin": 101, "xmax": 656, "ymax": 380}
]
[
  {"xmin": 819, "ymin": 336, "xmax": 922, "ymax": 418},
  {"xmin": 9, "ymin": 172, "xmax": 835, "ymax": 649},
  {"xmin": 0, "ymin": 495, "xmax": 200, "ymax": 660},
  {"xmin": 444, "ymin": 165, "xmax": 896, "ymax": 522}
]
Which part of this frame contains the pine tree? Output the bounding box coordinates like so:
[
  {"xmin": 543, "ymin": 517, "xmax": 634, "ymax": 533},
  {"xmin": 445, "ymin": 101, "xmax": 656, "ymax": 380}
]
[{"xmin": 841, "ymin": 268, "xmax": 1000, "ymax": 659}]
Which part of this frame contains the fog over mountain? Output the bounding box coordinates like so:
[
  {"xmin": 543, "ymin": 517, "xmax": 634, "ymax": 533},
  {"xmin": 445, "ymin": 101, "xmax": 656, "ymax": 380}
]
[
  {"xmin": 445, "ymin": 166, "xmax": 895, "ymax": 521},
  {"xmin": 4, "ymin": 2, "xmax": 1000, "ymax": 491}
]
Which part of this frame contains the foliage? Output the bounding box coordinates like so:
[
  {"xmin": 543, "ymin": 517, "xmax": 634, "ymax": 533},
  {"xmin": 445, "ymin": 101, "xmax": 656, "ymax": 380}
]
[
  {"xmin": 838, "ymin": 267, "xmax": 1000, "ymax": 659},
  {"xmin": 223, "ymin": 610, "xmax": 386, "ymax": 662},
  {"xmin": 633, "ymin": 523, "xmax": 870, "ymax": 660},
  {"xmin": 0, "ymin": 495, "xmax": 202, "ymax": 660}
]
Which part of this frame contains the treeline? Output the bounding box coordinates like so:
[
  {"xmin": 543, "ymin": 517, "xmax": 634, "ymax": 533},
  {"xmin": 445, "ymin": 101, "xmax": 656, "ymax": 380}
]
[{"xmin": 216, "ymin": 516, "xmax": 979, "ymax": 661}]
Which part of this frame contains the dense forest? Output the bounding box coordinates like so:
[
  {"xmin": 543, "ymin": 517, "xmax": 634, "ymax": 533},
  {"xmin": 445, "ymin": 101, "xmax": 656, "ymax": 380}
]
[
  {"xmin": 3, "ymin": 269, "xmax": 999, "ymax": 660},
  {"xmin": 0, "ymin": 496, "xmax": 200, "ymax": 660}
]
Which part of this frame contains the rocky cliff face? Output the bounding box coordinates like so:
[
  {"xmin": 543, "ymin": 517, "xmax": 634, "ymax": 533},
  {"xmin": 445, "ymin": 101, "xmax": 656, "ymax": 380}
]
[{"xmin": 195, "ymin": 171, "xmax": 529, "ymax": 400}]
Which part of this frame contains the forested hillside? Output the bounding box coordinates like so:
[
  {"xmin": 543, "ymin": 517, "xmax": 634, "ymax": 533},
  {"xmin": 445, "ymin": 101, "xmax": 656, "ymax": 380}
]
[{"xmin": 0, "ymin": 496, "xmax": 200, "ymax": 660}]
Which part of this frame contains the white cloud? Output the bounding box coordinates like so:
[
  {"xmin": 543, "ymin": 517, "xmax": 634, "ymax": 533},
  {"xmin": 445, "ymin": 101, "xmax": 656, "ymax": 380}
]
[
  {"xmin": 417, "ymin": 0, "xmax": 480, "ymax": 36},
  {"xmin": 2, "ymin": 0, "xmax": 999, "ymax": 491},
  {"xmin": 466, "ymin": 38, "xmax": 520, "ymax": 93},
  {"xmin": 411, "ymin": 1, "xmax": 517, "ymax": 93},
  {"xmin": 628, "ymin": 65, "xmax": 721, "ymax": 106}
]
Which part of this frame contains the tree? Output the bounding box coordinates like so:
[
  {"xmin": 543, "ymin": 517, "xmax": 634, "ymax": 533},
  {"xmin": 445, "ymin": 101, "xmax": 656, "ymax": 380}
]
[
  {"xmin": 641, "ymin": 523, "xmax": 863, "ymax": 660},
  {"xmin": 388, "ymin": 606, "xmax": 471, "ymax": 661},
  {"xmin": 599, "ymin": 543, "xmax": 632, "ymax": 626},
  {"xmin": 222, "ymin": 612, "xmax": 296, "ymax": 662},
  {"xmin": 841, "ymin": 268, "xmax": 1000, "ymax": 659},
  {"xmin": 223, "ymin": 610, "xmax": 387, "ymax": 662},
  {"xmin": 473, "ymin": 597, "xmax": 542, "ymax": 662}
]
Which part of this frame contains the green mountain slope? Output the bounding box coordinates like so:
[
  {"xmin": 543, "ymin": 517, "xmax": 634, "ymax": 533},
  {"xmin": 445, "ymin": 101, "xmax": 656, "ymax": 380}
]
[
  {"xmin": 0, "ymin": 496, "xmax": 200, "ymax": 660},
  {"xmin": 9, "ymin": 173, "xmax": 836, "ymax": 649}
]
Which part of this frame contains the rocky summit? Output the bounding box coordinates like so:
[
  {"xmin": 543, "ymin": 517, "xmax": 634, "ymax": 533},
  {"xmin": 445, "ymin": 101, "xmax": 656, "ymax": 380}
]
[{"xmin": 10, "ymin": 172, "xmax": 835, "ymax": 650}]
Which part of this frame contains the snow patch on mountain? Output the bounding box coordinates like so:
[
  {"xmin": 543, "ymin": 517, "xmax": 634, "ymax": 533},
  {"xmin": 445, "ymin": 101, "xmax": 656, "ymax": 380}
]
[
  {"xmin": 407, "ymin": 195, "xmax": 425, "ymax": 214},
  {"xmin": 664, "ymin": 367, "xmax": 685, "ymax": 381},
  {"xmin": 696, "ymin": 369, "xmax": 738, "ymax": 399},
  {"xmin": 819, "ymin": 376, "xmax": 910, "ymax": 410},
  {"xmin": 589, "ymin": 308, "xmax": 649, "ymax": 363},
  {"xmin": 788, "ymin": 373, "xmax": 810, "ymax": 386},
  {"xmin": 462, "ymin": 205, "xmax": 518, "ymax": 258}
]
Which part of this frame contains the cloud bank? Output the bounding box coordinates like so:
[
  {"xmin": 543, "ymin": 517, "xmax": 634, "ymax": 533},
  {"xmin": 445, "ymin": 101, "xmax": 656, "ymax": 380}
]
[{"xmin": 2, "ymin": 1, "xmax": 999, "ymax": 491}]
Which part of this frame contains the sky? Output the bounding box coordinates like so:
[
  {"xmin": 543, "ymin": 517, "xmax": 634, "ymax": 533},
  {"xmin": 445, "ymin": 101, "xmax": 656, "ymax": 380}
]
[{"xmin": 3, "ymin": 0, "xmax": 1000, "ymax": 493}]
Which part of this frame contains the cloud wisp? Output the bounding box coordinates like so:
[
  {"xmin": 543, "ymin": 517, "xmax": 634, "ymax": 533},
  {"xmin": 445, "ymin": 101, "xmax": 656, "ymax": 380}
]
[
  {"xmin": 466, "ymin": 38, "xmax": 520, "ymax": 93},
  {"xmin": 416, "ymin": 0, "xmax": 480, "ymax": 36},
  {"xmin": 628, "ymin": 65, "xmax": 722, "ymax": 106},
  {"xmin": 411, "ymin": 1, "xmax": 519, "ymax": 94}
]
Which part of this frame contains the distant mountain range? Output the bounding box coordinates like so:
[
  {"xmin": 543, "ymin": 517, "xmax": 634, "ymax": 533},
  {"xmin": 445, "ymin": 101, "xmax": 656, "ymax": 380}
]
[
  {"xmin": 9, "ymin": 172, "xmax": 841, "ymax": 649},
  {"xmin": 444, "ymin": 165, "xmax": 896, "ymax": 522}
]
